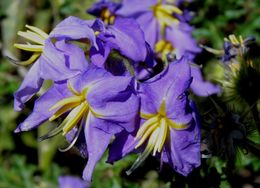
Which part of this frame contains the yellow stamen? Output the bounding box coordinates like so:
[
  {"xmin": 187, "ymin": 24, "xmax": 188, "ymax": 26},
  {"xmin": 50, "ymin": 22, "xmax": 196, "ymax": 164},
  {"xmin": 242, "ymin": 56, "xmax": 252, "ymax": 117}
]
[
  {"xmin": 155, "ymin": 40, "xmax": 174, "ymax": 56},
  {"xmin": 135, "ymin": 122, "xmax": 158, "ymax": 148},
  {"xmin": 49, "ymin": 83, "xmax": 103, "ymax": 136},
  {"xmin": 49, "ymin": 102, "xmax": 81, "ymax": 121},
  {"xmin": 49, "ymin": 96, "xmax": 83, "ymax": 111},
  {"xmin": 151, "ymin": 3, "xmax": 182, "ymax": 28},
  {"xmin": 14, "ymin": 44, "xmax": 44, "ymax": 52},
  {"xmin": 135, "ymin": 114, "xmax": 160, "ymax": 139},
  {"xmin": 18, "ymin": 31, "xmax": 45, "ymax": 45},
  {"xmin": 14, "ymin": 25, "xmax": 49, "ymax": 66},
  {"xmin": 25, "ymin": 25, "xmax": 49, "ymax": 39},
  {"xmin": 62, "ymin": 101, "xmax": 88, "ymax": 135},
  {"xmin": 100, "ymin": 8, "xmax": 116, "ymax": 25},
  {"xmin": 130, "ymin": 99, "xmax": 188, "ymax": 173}
]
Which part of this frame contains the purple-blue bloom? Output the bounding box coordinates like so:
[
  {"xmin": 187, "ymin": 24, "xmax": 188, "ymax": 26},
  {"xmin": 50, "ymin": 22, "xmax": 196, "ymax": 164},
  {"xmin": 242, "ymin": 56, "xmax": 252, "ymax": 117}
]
[
  {"xmin": 108, "ymin": 57, "xmax": 201, "ymax": 176},
  {"xmin": 13, "ymin": 17, "xmax": 97, "ymax": 111},
  {"xmin": 15, "ymin": 65, "xmax": 139, "ymax": 182},
  {"xmin": 88, "ymin": 0, "xmax": 220, "ymax": 96}
]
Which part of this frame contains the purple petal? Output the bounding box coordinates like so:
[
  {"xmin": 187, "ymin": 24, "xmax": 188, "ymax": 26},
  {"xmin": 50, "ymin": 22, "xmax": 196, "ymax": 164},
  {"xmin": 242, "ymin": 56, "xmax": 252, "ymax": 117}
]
[
  {"xmin": 139, "ymin": 57, "xmax": 192, "ymax": 124},
  {"xmin": 14, "ymin": 60, "xmax": 43, "ymax": 111},
  {"xmin": 117, "ymin": 0, "xmax": 157, "ymax": 16},
  {"xmin": 49, "ymin": 16, "xmax": 97, "ymax": 48},
  {"xmin": 107, "ymin": 130, "xmax": 137, "ymax": 163},
  {"xmin": 87, "ymin": 76, "xmax": 139, "ymax": 133},
  {"xmin": 15, "ymin": 82, "xmax": 70, "ymax": 132},
  {"xmin": 40, "ymin": 39, "xmax": 81, "ymax": 81},
  {"xmin": 165, "ymin": 102, "xmax": 201, "ymax": 176},
  {"xmin": 83, "ymin": 114, "xmax": 112, "ymax": 182},
  {"xmin": 90, "ymin": 39, "xmax": 111, "ymax": 67},
  {"xmin": 137, "ymin": 12, "xmax": 159, "ymax": 48},
  {"xmin": 58, "ymin": 176, "xmax": 88, "ymax": 188},
  {"xmin": 69, "ymin": 65, "xmax": 111, "ymax": 93},
  {"xmin": 55, "ymin": 40, "xmax": 88, "ymax": 72},
  {"xmin": 190, "ymin": 65, "xmax": 221, "ymax": 96},
  {"xmin": 100, "ymin": 17, "xmax": 147, "ymax": 62},
  {"xmin": 166, "ymin": 25, "xmax": 201, "ymax": 59}
]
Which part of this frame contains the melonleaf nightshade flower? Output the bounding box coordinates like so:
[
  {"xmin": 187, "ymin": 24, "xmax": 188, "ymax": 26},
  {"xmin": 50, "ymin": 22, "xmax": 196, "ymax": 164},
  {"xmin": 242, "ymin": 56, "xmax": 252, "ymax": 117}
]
[
  {"xmin": 108, "ymin": 57, "xmax": 201, "ymax": 176},
  {"xmin": 15, "ymin": 65, "xmax": 139, "ymax": 182}
]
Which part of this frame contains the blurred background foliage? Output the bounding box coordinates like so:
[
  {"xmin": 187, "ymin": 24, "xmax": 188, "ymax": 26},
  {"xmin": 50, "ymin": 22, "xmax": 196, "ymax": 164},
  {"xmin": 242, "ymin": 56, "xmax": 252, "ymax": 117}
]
[{"xmin": 0, "ymin": 0, "xmax": 259, "ymax": 187}]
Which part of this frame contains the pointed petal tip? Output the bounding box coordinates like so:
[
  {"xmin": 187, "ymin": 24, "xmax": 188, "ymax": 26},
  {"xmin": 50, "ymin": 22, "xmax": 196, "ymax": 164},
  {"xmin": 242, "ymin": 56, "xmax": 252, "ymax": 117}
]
[{"xmin": 14, "ymin": 127, "xmax": 22, "ymax": 133}]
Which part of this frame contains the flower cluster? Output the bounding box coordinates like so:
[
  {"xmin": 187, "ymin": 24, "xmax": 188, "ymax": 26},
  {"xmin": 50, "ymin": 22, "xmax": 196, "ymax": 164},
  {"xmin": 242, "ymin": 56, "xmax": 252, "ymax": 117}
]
[{"xmin": 11, "ymin": 0, "xmax": 224, "ymax": 183}]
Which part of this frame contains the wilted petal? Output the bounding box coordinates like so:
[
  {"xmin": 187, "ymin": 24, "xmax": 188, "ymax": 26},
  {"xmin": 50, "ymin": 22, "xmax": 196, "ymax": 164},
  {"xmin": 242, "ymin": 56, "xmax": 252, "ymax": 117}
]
[{"xmin": 14, "ymin": 60, "xmax": 43, "ymax": 111}]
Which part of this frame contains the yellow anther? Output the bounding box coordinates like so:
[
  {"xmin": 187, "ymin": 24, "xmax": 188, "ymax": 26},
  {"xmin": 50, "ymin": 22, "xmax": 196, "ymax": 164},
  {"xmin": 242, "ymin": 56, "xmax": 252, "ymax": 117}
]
[
  {"xmin": 100, "ymin": 8, "xmax": 116, "ymax": 25},
  {"xmin": 14, "ymin": 25, "xmax": 49, "ymax": 65},
  {"xmin": 155, "ymin": 40, "xmax": 174, "ymax": 56},
  {"xmin": 94, "ymin": 31, "xmax": 101, "ymax": 36},
  {"xmin": 151, "ymin": 3, "xmax": 182, "ymax": 28},
  {"xmin": 49, "ymin": 83, "xmax": 94, "ymax": 136}
]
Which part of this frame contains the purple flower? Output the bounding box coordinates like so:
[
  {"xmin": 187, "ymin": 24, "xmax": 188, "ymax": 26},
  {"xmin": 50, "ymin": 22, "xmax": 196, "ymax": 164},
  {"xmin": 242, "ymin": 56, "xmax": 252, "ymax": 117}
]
[
  {"xmin": 15, "ymin": 65, "xmax": 139, "ymax": 182},
  {"xmin": 116, "ymin": 0, "xmax": 201, "ymax": 57},
  {"xmin": 91, "ymin": 0, "xmax": 219, "ymax": 96},
  {"xmin": 13, "ymin": 16, "xmax": 97, "ymax": 111},
  {"xmin": 58, "ymin": 176, "xmax": 88, "ymax": 188},
  {"xmin": 108, "ymin": 57, "xmax": 201, "ymax": 176}
]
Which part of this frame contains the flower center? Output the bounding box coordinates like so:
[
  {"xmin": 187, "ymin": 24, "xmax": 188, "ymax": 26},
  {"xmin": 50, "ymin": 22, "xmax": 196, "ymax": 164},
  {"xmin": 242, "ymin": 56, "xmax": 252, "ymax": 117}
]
[
  {"xmin": 126, "ymin": 100, "xmax": 187, "ymax": 175},
  {"xmin": 150, "ymin": 1, "xmax": 182, "ymax": 29},
  {"xmin": 48, "ymin": 82, "xmax": 89, "ymax": 136},
  {"xmin": 155, "ymin": 39, "xmax": 174, "ymax": 57},
  {"xmin": 100, "ymin": 8, "xmax": 116, "ymax": 25},
  {"xmin": 14, "ymin": 25, "xmax": 49, "ymax": 65}
]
